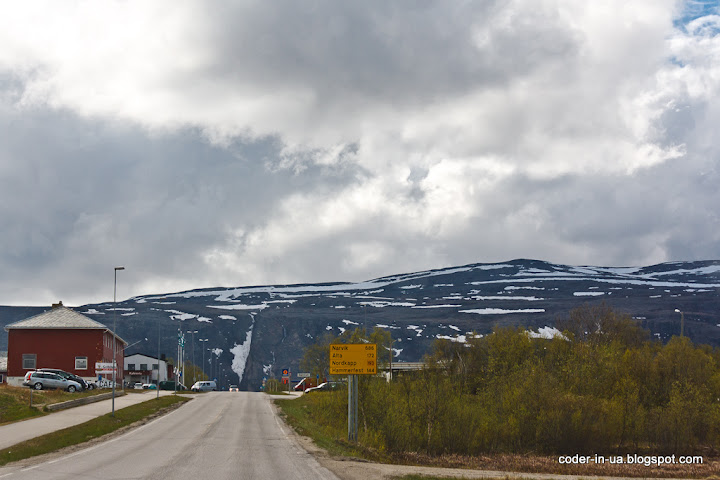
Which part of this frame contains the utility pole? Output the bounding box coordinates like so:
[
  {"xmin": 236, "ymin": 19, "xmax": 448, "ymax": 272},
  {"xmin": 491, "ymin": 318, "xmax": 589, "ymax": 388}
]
[
  {"xmin": 112, "ymin": 266, "xmax": 125, "ymax": 417},
  {"xmin": 199, "ymin": 339, "xmax": 208, "ymax": 379},
  {"xmin": 348, "ymin": 374, "xmax": 358, "ymax": 442},
  {"xmin": 675, "ymin": 309, "xmax": 685, "ymax": 337}
]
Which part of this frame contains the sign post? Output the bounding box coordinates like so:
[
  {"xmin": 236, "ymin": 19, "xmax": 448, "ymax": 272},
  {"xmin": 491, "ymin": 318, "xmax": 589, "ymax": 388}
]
[
  {"xmin": 329, "ymin": 344, "xmax": 377, "ymax": 443},
  {"xmin": 282, "ymin": 368, "xmax": 290, "ymax": 392}
]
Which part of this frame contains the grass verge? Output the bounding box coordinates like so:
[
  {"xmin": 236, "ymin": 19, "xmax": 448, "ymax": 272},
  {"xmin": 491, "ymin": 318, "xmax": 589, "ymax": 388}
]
[
  {"xmin": 0, "ymin": 394, "xmax": 189, "ymax": 466},
  {"xmin": 0, "ymin": 385, "xmax": 118, "ymax": 425},
  {"xmin": 274, "ymin": 395, "xmax": 388, "ymax": 461}
]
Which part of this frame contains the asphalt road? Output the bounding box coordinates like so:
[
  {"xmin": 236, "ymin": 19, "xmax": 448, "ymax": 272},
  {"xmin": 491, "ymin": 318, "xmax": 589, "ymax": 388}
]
[{"xmin": 0, "ymin": 392, "xmax": 339, "ymax": 480}]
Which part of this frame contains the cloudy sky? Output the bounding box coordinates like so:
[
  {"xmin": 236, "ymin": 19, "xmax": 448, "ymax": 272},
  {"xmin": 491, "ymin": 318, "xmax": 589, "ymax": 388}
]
[{"xmin": 1, "ymin": 0, "xmax": 719, "ymax": 306}]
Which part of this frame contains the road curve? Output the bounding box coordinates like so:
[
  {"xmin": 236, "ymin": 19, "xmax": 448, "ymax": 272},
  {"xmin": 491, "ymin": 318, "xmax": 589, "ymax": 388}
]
[{"xmin": 0, "ymin": 392, "xmax": 339, "ymax": 480}]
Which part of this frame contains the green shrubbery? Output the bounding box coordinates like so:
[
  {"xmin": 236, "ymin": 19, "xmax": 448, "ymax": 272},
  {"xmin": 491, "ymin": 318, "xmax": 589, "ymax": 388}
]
[{"xmin": 300, "ymin": 304, "xmax": 720, "ymax": 455}]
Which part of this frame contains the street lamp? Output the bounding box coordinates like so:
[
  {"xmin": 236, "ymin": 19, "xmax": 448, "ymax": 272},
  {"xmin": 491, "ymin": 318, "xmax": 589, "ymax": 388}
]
[
  {"xmin": 199, "ymin": 339, "xmax": 209, "ymax": 379},
  {"xmin": 675, "ymin": 309, "xmax": 685, "ymax": 337},
  {"xmin": 112, "ymin": 266, "xmax": 125, "ymax": 417},
  {"xmin": 187, "ymin": 330, "xmax": 198, "ymax": 384}
]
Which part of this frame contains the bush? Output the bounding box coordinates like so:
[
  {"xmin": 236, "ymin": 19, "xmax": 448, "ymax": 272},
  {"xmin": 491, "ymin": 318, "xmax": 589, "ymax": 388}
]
[{"xmin": 298, "ymin": 311, "xmax": 720, "ymax": 456}]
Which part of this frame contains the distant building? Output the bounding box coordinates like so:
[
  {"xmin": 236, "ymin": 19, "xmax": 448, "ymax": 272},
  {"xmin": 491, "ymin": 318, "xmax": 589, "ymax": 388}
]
[
  {"xmin": 3, "ymin": 302, "xmax": 127, "ymax": 387},
  {"xmin": 124, "ymin": 353, "xmax": 171, "ymax": 385}
]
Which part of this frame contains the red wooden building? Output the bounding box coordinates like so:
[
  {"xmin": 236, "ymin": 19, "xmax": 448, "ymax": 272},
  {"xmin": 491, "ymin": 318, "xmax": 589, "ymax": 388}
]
[{"xmin": 4, "ymin": 302, "xmax": 127, "ymax": 387}]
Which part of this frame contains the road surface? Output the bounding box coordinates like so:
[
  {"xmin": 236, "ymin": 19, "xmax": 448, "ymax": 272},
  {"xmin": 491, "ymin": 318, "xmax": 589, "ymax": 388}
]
[{"xmin": 0, "ymin": 392, "xmax": 339, "ymax": 480}]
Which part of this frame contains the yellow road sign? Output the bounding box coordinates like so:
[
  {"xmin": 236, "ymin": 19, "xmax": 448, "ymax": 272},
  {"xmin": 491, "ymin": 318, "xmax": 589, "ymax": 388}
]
[{"xmin": 329, "ymin": 344, "xmax": 377, "ymax": 375}]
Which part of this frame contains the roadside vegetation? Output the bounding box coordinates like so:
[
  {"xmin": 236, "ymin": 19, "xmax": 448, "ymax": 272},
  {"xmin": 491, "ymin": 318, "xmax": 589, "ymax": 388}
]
[
  {"xmin": 278, "ymin": 304, "xmax": 720, "ymax": 477},
  {"xmin": 0, "ymin": 385, "xmax": 114, "ymax": 425},
  {"xmin": 264, "ymin": 378, "xmax": 292, "ymax": 394},
  {"xmin": 0, "ymin": 394, "xmax": 189, "ymax": 466}
]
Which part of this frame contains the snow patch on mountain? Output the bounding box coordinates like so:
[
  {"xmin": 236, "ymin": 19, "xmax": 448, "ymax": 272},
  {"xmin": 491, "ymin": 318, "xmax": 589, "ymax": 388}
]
[
  {"xmin": 412, "ymin": 304, "xmax": 463, "ymax": 309},
  {"xmin": 460, "ymin": 308, "xmax": 545, "ymax": 315},
  {"xmin": 230, "ymin": 321, "xmax": 254, "ymax": 384},
  {"xmin": 166, "ymin": 310, "xmax": 197, "ymax": 321},
  {"xmin": 358, "ymin": 301, "xmax": 416, "ymax": 308},
  {"xmin": 208, "ymin": 304, "xmax": 268, "ymax": 311},
  {"xmin": 527, "ymin": 326, "xmax": 567, "ymax": 339}
]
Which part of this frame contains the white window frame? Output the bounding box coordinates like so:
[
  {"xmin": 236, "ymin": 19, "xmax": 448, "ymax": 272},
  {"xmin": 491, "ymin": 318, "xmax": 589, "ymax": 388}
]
[
  {"xmin": 22, "ymin": 354, "xmax": 36, "ymax": 370},
  {"xmin": 75, "ymin": 356, "xmax": 88, "ymax": 370}
]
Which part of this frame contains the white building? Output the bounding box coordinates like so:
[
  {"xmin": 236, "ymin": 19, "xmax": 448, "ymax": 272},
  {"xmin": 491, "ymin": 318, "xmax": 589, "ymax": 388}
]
[{"xmin": 124, "ymin": 353, "xmax": 169, "ymax": 385}]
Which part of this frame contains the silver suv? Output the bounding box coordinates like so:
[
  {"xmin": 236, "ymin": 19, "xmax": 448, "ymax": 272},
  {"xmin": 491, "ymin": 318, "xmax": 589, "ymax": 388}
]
[{"xmin": 23, "ymin": 371, "xmax": 82, "ymax": 392}]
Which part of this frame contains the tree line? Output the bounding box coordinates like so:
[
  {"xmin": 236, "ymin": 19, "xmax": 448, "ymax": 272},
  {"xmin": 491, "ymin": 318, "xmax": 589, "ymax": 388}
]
[{"xmin": 299, "ymin": 304, "xmax": 720, "ymax": 455}]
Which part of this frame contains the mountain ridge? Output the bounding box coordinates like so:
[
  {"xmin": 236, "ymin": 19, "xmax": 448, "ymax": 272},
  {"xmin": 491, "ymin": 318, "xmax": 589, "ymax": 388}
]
[{"xmin": 2, "ymin": 259, "xmax": 719, "ymax": 390}]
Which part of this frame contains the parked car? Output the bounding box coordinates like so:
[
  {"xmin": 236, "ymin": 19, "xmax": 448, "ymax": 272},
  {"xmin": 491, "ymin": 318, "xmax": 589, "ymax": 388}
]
[
  {"xmin": 23, "ymin": 371, "xmax": 82, "ymax": 392},
  {"xmin": 142, "ymin": 383, "xmax": 157, "ymax": 390},
  {"xmin": 191, "ymin": 381, "xmax": 217, "ymax": 392},
  {"xmin": 304, "ymin": 381, "xmax": 345, "ymax": 394},
  {"xmin": 37, "ymin": 368, "xmax": 93, "ymax": 390},
  {"xmin": 133, "ymin": 382, "xmax": 144, "ymax": 389},
  {"xmin": 229, "ymin": 385, "xmax": 239, "ymax": 392}
]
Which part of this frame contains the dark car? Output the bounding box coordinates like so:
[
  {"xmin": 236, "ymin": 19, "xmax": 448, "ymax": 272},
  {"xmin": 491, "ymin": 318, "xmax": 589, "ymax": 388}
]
[{"xmin": 37, "ymin": 368, "xmax": 93, "ymax": 390}]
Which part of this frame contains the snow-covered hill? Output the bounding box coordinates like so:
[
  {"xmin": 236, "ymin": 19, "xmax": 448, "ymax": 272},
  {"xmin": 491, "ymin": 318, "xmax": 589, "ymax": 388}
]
[{"xmin": 2, "ymin": 259, "xmax": 718, "ymax": 390}]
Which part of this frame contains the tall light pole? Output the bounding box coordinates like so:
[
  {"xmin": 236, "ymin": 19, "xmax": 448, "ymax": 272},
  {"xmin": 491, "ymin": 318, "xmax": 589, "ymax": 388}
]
[
  {"xmin": 199, "ymin": 339, "xmax": 209, "ymax": 379},
  {"xmin": 187, "ymin": 330, "xmax": 198, "ymax": 384},
  {"xmin": 157, "ymin": 318, "xmax": 161, "ymax": 400},
  {"xmin": 112, "ymin": 266, "xmax": 125, "ymax": 417},
  {"xmin": 675, "ymin": 309, "xmax": 685, "ymax": 337}
]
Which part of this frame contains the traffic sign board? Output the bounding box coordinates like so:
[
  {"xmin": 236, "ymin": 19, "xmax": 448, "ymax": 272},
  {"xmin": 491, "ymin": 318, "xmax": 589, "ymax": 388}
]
[
  {"xmin": 297, "ymin": 372, "xmax": 311, "ymax": 378},
  {"xmin": 329, "ymin": 344, "xmax": 377, "ymax": 375},
  {"xmin": 95, "ymin": 362, "xmax": 116, "ymax": 374},
  {"xmin": 281, "ymin": 368, "xmax": 290, "ymax": 377}
]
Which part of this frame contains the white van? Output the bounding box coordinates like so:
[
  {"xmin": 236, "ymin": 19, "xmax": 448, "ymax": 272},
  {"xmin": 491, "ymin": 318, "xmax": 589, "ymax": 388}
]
[{"xmin": 191, "ymin": 380, "xmax": 217, "ymax": 392}]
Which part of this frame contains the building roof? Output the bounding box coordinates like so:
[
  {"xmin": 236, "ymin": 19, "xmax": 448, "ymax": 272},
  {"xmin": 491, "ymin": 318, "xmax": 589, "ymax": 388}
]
[
  {"xmin": 125, "ymin": 353, "xmax": 166, "ymax": 362},
  {"xmin": 4, "ymin": 305, "xmax": 127, "ymax": 344}
]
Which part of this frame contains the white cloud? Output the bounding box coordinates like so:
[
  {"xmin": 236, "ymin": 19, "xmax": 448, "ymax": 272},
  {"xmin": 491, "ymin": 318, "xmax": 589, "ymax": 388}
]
[{"xmin": 0, "ymin": 1, "xmax": 718, "ymax": 305}]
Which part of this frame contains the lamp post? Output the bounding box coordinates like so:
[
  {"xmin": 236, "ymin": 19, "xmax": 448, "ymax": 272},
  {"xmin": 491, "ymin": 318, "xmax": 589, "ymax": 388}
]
[
  {"xmin": 675, "ymin": 309, "xmax": 685, "ymax": 337},
  {"xmin": 199, "ymin": 339, "xmax": 209, "ymax": 379},
  {"xmin": 157, "ymin": 319, "xmax": 161, "ymax": 400},
  {"xmin": 112, "ymin": 266, "xmax": 125, "ymax": 417},
  {"xmin": 187, "ymin": 330, "xmax": 198, "ymax": 384}
]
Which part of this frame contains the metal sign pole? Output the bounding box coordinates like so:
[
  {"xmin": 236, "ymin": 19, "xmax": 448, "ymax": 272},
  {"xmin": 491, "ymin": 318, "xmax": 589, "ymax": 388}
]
[{"xmin": 348, "ymin": 374, "xmax": 358, "ymax": 442}]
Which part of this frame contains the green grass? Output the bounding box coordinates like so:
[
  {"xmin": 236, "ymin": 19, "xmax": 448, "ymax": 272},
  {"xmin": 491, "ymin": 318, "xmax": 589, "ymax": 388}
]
[
  {"xmin": 0, "ymin": 395, "xmax": 190, "ymax": 466},
  {"xmin": 274, "ymin": 394, "xmax": 384, "ymax": 461},
  {"xmin": 0, "ymin": 385, "xmax": 117, "ymax": 425}
]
